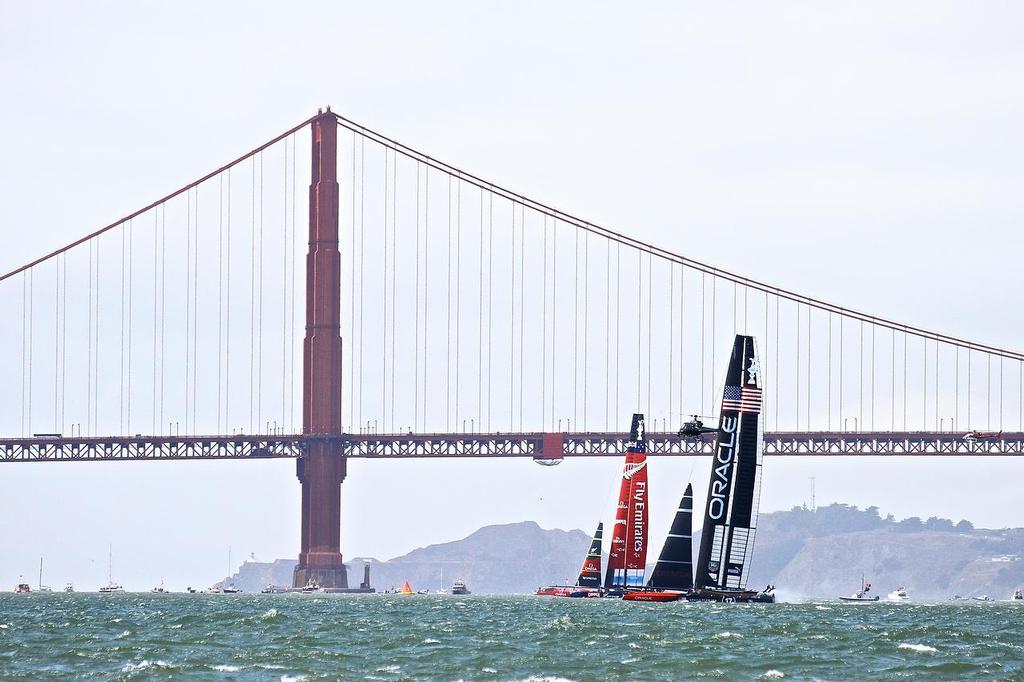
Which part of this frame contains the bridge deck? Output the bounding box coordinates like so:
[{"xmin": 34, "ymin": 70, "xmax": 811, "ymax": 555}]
[{"xmin": 1, "ymin": 431, "xmax": 1022, "ymax": 462}]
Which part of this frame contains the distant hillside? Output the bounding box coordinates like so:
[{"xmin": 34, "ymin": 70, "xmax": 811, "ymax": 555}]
[
  {"xmin": 224, "ymin": 507, "xmax": 1024, "ymax": 599},
  {"xmin": 226, "ymin": 521, "xmax": 591, "ymax": 594}
]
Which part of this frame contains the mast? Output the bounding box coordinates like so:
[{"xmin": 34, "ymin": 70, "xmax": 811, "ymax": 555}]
[
  {"xmin": 695, "ymin": 335, "xmax": 765, "ymax": 591},
  {"xmin": 39, "ymin": 557, "xmax": 42, "ymax": 589},
  {"xmin": 647, "ymin": 483, "xmax": 693, "ymax": 591},
  {"xmin": 108, "ymin": 544, "xmax": 113, "ymax": 585}
]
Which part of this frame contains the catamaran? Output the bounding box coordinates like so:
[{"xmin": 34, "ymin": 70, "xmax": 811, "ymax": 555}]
[
  {"xmin": 622, "ymin": 483, "xmax": 694, "ymax": 602},
  {"xmin": 603, "ymin": 413, "xmax": 650, "ymax": 597},
  {"xmin": 688, "ymin": 335, "xmax": 775, "ymax": 604},
  {"xmin": 536, "ymin": 414, "xmax": 651, "ymax": 598},
  {"xmin": 534, "ymin": 522, "xmax": 604, "ymax": 598}
]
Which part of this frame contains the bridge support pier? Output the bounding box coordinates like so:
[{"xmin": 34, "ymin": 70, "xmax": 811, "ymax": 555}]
[{"xmin": 293, "ymin": 109, "xmax": 348, "ymax": 589}]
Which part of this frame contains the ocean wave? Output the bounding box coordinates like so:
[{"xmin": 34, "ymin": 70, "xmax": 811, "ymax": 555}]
[
  {"xmin": 713, "ymin": 631, "xmax": 743, "ymax": 639},
  {"xmin": 423, "ymin": 637, "xmax": 440, "ymax": 644},
  {"xmin": 761, "ymin": 671, "xmax": 784, "ymax": 679},
  {"xmin": 121, "ymin": 660, "xmax": 173, "ymax": 673},
  {"xmin": 213, "ymin": 664, "xmax": 241, "ymax": 672},
  {"xmin": 898, "ymin": 643, "xmax": 937, "ymax": 653},
  {"xmin": 262, "ymin": 608, "xmax": 279, "ymax": 620}
]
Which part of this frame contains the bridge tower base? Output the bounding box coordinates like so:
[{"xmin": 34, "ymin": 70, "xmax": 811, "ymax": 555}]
[{"xmin": 293, "ymin": 109, "xmax": 348, "ymax": 589}]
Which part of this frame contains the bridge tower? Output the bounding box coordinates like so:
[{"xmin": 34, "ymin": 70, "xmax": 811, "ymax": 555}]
[{"xmin": 293, "ymin": 109, "xmax": 348, "ymax": 589}]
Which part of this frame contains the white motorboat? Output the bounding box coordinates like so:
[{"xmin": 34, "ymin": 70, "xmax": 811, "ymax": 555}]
[
  {"xmin": 1012, "ymin": 589, "xmax": 1024, "ymax": 602},
  {"xmin": 887, "ymin": 586, "xmax": 909, "ymax": 601},
  {"xmin": 839, "ymin": 576, "xmax": 880, "ymax": 602},
  {"xmin": 64, "ymin": 583, "xmax": 74, "ymax": 593}
]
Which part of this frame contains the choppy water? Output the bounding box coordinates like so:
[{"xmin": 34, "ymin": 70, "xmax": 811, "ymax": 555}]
[{"xmin": 1, "ymin": 594, "xmax": 1023, "ymax": 680}]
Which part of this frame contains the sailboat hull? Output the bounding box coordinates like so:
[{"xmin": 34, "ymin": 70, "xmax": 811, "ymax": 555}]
[
  {"xmin": 622, "ymin": 591, "xmax": 684, "ymax": 602},
  {"xmin": 686, "ymin": 588, "xmax": 775, "ymax": 603}
]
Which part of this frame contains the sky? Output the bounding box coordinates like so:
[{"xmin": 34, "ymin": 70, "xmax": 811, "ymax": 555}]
[{"xmin": 1, "ymin": 1, "xmax": 1023, "ymax": 591}]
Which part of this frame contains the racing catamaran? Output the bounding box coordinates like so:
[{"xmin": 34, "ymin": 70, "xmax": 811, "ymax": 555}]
[
  {"xmin": 603, "ymin": 414, "xmax": 650, "ymax": 596},
  {"xmin": 622, "ymin": 483, "xmax": 694, "ymax": 602},
  {"xmin": 689, "ymin": 335, "xmax": 774, "ymax": 603},
  {"xmin": 534, "ymin": 522, "xmax": 604, "ymax": 598}
]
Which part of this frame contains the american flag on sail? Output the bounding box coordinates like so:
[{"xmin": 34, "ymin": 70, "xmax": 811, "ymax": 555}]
[{"xmin": 722, "ymin": 385, "xmax": 762, "ymax": 414}]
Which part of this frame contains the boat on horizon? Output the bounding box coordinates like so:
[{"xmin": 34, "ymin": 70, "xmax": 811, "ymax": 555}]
[
  {"xmin": 839, "ymin": 576, "xmax": 879, "ymax": 602},
  {"xmin": 15, "ymin": 578, "xmax": 30, "ymax": 593},
  {"xmin": 397, "ymin": 580, "xmax": 415, "ymax": 595},
  {"xmin": 98, "ymin": 545, "xmax": 125, "ymax": 593},
  {"xmin": 64, "ymin": 582, "xmax": 74, "ymax": 593},
  {"xmin": 451, "ymin": 579, "xmax": 471, "ymax": 595},
  {"xmin": 37, "ymin": 558, "xmax": 52, "ymax": 592},
  {"xmin": 1012, "ymin": 588, "xmax": 1024, "ymax": 601},
  {"xmin": 887, "ymin": 586, "xmax": 909, "ymax": 601}
]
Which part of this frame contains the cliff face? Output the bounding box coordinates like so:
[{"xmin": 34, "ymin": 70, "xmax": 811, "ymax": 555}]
[{"xmin": 225, "ymin": 506, "xmax": 1024, "ymax": 599}]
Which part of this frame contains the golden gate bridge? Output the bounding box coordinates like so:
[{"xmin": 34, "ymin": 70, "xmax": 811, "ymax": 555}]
[{"xmin": 1, "ymin": 109, "xmax": 1022, "ymax": 586}]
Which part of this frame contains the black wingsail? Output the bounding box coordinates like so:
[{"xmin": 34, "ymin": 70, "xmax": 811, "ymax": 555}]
[
  {"xmin": 646, "ymin": 483, "xmax": 693, "ymax": 591},
  {"xmin": 575, "ymin": 522, "xmax": 603, "ymax": 588},
  {"xmin": 695, "ymin": 335, "xmax": 765, "ymax": 591}
]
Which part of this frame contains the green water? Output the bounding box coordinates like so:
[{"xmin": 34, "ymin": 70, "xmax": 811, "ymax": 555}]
[{"xmin": 1, "ymin": 594, "xmax": 1022, "ymax": 680}]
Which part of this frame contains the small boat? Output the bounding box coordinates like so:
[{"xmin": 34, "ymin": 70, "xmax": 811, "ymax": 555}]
[
  {"xmin": 186, "ymin": 587, "xmax": 198, "ymax": 594},
  {"xmin": 535, "ymin": 522, "xmax": 604, "ymax": 599},
  {"xmin": 37, "ymin": 558, "xmax": 52, "ymax": 592},
  {"xmin": 15, "ymin": 581, "xmax": 31, "ymax": 593},
  {"xmin": 222, "ymin": 585, "xmax": 242, "ymax": 594},
  {"xmin": 64, "ymin": 583, "xmax": 74, "ymax": 593},
  {"xmin": 451, "ymin": 579, "xmax": 471, "ymax": 595},
  {"xmin": 300, "ymin": 578, "xmax": 321, "ymax": 594},
  {"xmin": 973, "ymin": 594, "xmax": 993, "ymax": 602},
  {"xmin": 397, "ymin": 580, "xmax": 415, "ymax": 595},
  {"xmin": 1012, "ymin": 589, "xmax": 1024, "ymax": 601},
  {"xmin": 206, "ymin": 585, "xmax": 222, "ymax": 594},
  {"xmin": 416, "ymin": 589, "xmax": 430, "ymax": 594},
  {"xmin": 151, "ymin": 580, "xmax": 166, "ymax": 594},
  {"xmin": 839, "ymin": 576, "xmax": 879, "ymax": 602},
  {"xmin": 99, "ymin": 545, "xmax": 125, "ymax": 593},
  {"xmin": 887, "ymin": 586, "xmax": 909, "ymax": 601}
]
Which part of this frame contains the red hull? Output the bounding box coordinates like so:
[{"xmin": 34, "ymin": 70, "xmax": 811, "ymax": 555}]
[
  {"xmin": 534, "ymin": 586, "xmax": 600, "ymax": 598},
  {"xmin": 622, "ymin": 591, "xmax": 684, "ymax": 602}
]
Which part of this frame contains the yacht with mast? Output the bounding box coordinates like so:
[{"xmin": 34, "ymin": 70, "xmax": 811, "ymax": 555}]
[
  {"xmin": 688, "ymin": 336, "xmax": 775, "ymax": 603},
  {"xmin": 98, "ymin": 545, "xmax": 125, "ymax": 593},
  {"xmin": 37, "ymin": 558, "xmax": 52, "ymax": 592}
]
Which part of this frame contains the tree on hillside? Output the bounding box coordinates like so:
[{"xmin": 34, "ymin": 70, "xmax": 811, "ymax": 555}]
[
  {"xmin": 895, "ymin": 516, "xmax": 923, "ymax": 533},
  {"xmin": 955, "ymin": 520, "xmax": 974, "ymax": 532}
]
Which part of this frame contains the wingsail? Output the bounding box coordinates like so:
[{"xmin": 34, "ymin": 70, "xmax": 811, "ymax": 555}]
[
  {"xmin": 646, "ymin": 483, "xmax": 693, "ymax": 591},
  {"xmin": 695, "ymin": 335, "xmax": 765, "ymax": 591},
  {"xmin": 605, "ymin": 413, "xmax": 649, "ymax": 589}
]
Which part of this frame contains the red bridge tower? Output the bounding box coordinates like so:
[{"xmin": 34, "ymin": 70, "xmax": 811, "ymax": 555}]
[{"xmin": 293, "ymin": 110, "xmax": 347, "ymax": 588}]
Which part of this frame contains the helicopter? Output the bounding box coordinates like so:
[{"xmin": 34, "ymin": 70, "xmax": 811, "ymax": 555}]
[{"xmin": 678, "ymin": 415, "xmax": 719, "ymax": 438}]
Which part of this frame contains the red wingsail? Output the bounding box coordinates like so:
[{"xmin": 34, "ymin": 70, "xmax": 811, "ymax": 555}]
[{"xmin": 624, "ymin": 452, "xmax": 649, "ymax": 572}]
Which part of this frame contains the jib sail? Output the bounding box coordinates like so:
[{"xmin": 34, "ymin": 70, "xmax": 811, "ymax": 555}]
[
  {"xmin": 605, "ymin": 414, "xmax": 650, "ymax": 589},
  {"xmin": 646, "ymin": 483, "xmax": 693, "ymax": 591},
  {"xmin": 575, "ymin": 522, "xmax": 603, "ymax": 588},
  {"xmin": 695, "ymin": 335, "xmax": 765, "ymax": 591}
]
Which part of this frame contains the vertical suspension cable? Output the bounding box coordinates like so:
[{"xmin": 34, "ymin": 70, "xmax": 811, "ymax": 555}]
[
  {"xmin": 646, "ymin": 251, "xmax": 652, "ymax": 419},
  {"xmin": 21, "ymin": 272, "xmax": 27, "ymax": 436},
  {"xmin": 583, "ymin": 231, "xmax": 589, "ymax": 429},
  {"xmin": 87, "ymin": 244, "xmax": 93, "ymax": 435},
  {"xmin": 289, "ymin": 138, "xmax": 296, "ymax": 431},
  {"xmin": 53, "ymin": 258, "xmax": 60, "ymax": 431},
  {"xmin": 281, "ymin": 141, "xmax": 288, "ymax": 432},
  {"xmin": 186, "ymin": 189, "xmax": 193, "ymax": 434},
  {"xmin": 383, "ymin": 148, "xmax": 391, "ymax": 429},
  {"xmin": 700, "ymin": 272, "xmax": 705, "ymax": 416},
  {"xmin": 218, "ymin": 174, "xmax": 224, "ymax": 433},
  {"xmin": 542, "ymin": 215, "xmax": 548, "ymax": 430},
  {"xmin": 127, "ymin": 219, "xmax": 134, "ymax": 433},
  {"xmin": 391, "ymin": 147, "xmax": 398, "ymax": 430},
  {"xmin": 479, "ymin": 187, "xmax": 485, "ymax": 431},
  {"xmin": 509, "ymin": 201, "xmax": 515, "ymax": 431},
  {"xmin": 551, "ymin": 215, "xmax": 557, "ymax": 429},
  {"xmin": 711, "ymin": 276, "xmax": 717, "ymax": 412},
  {"xmin": 806, "ymin": 306, "xmax": 811, "ymax": 429},
  {"xmin": 486, "ymin": 192, "xmax": 492, "ymax": 431},
  {"xmin": 359, "ymin": 136, "xmax": 365, "ymax": 431},
  {"xmin": 249, "ymin": 160, "xmax": 256, "ymax": 432},
  {"xmin": 446, "ymin": 175, "xmax": 452, "ymax": 430},
  {"xmin": 518, "ymin": 205, "xmax": 525, "ymax": 430},
  {"xmin": 826, "ymin": 312, "xmax": 831, "ymax": 430},
  {"xmin": 795, "ymin": 302, "xmax": 800, "ymax": 430},
  {"xmin": 160, "ymin": 205, "xmax": 166, "ymax": 433},
  {"xmin": 903, "ymin": 332, "xmax": 908, "ymax": 429},
  {"xmin": 679, "ymin": 266, "xmax": 685, "ymax": 424},
  {"xmin": 120, "ymin": 224, "xmax": 126, "ymax": 433},
  {"xmin": 255, "ymin": 154, "xmax": 263, "ymax": 432},
  {"xmin": 574, "ymin": 225, "xmax": 579, "ymax": 425},
  {"xmin": 615, "ymin": 243, "xmax": 621, "ymax": 422},
  {"xmin": 351, "ymin": 134, "xmax": 359, "ymax": 431},
  {"xmin": 455, "ymin": 177, "xmax": 461, "ymax": 430},
  {"xmin": 606, "ymin": 240, "xmax": 611, "ymax": 429},
  {"xmin": 413, "ymin": 162, "xmax": 421, "ymax": 431},
  {"xmin": 669, "ymin": 262, "xmax": 674, "ymax": 425}
]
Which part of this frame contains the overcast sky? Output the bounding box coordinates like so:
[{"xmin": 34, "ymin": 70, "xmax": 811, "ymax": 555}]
[{"xmin": 1, "ymin": 1, "xmax": 1023, "ymax": 591}]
